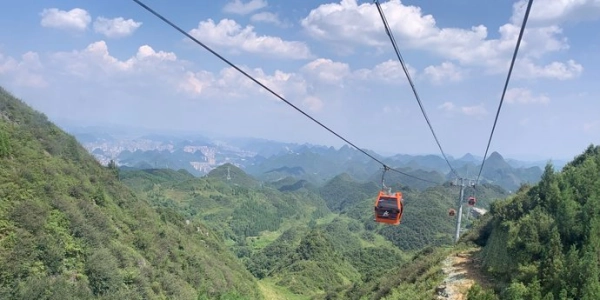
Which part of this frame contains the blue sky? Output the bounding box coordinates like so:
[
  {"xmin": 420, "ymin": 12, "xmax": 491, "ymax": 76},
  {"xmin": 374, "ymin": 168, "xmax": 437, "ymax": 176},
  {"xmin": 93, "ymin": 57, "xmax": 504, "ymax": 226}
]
[{"xmin": 0, "ymin": 0, "xmax": 599, "ymax": 161}]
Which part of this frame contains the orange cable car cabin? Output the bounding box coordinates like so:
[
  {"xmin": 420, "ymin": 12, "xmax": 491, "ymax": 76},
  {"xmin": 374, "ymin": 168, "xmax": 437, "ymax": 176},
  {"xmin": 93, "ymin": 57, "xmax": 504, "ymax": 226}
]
[
  {"xmin": 448, "ymin": 209, "xmax": 456, "ymax": 217},
  {"xmin": 374, "ymin": 191, "xmax": 404, "ymax": 225},
  {"xmin": 467, "ymin": 196, "xmax": 476, "ymax": 206}
]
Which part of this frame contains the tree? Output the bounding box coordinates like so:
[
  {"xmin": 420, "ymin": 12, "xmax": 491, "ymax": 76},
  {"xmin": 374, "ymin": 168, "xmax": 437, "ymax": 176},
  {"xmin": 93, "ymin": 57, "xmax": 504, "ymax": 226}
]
[
  {"xmin": 0, "ymin": 129, "xmax": 10, "ymax": 157},
  {"xmin": 107, "ymin": 159, "xmax": 119, "ymax": 179}
]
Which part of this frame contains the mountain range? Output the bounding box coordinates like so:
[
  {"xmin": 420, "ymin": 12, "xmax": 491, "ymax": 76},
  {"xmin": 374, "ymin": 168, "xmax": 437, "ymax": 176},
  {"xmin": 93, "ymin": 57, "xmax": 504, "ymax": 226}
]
[
  {"xmin": 3, "ymin": 84, "xmax": 597, "ymax": 299},
  {"xmin": 1, "ymin": 86, "xmax": 506, "ymax": 298},
  {"xmin": 67, "ymin": 126, "xmax": 566, "ymax": 192}
]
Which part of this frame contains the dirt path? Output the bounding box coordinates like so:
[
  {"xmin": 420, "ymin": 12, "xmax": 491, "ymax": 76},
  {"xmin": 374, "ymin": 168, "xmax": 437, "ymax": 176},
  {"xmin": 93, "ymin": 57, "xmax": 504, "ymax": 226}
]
[{"xmin": 436, "ymin": 248, "xmax": 492, "ymax": 299}]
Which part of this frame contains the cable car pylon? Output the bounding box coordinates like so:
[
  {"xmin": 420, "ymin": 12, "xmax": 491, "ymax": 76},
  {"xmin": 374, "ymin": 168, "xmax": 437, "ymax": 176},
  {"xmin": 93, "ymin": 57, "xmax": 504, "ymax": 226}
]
[
  {"xmin": 454, "ymin": 178, "xmax": 465, "ymax": 243},
  {"xmin": 452, "ymin": 177, "xmax": 478, "ymax": 243}
]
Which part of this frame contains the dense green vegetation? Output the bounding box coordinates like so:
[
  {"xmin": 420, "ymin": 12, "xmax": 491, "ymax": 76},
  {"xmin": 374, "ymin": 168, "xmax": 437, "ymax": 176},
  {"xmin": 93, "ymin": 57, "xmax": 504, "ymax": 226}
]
[
  {"xmin": 9, "ymin": 82, "xmax": 581, "ymax": 300},
  {"xmin": 121, "ymin": 167, "xmax": 404, "ymax": 297},
  {"xmin": 464, "ymin": 145, "xmax": 600, "ymax": 299},
  {"xmin": 120, "ymin": 157, "xmax": 508, "ymax": 298},
  {"xmin": 344, "ymin": 246, "xmax": 454, "ymax": 299},
  {"xmin": 330, "ymin": 173, "xmax": 507, "ymax": 251},
  {"xmin": 0, "ymin": 87, "xmax": 262, "ymax": 299}
]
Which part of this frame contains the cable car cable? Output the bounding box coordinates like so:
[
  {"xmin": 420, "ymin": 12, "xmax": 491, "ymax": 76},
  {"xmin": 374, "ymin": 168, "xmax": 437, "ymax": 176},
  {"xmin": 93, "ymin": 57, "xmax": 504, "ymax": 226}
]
[
  {"xmin": 475, "ymin": 0, "xmax": 534, "ymax": 184},
  {"xmin": 133, "ymin": 0, "xmax": 439, "ymax": 185},
  {"xmin": 374, "ymin": 0, "xmax": 460, "ymax": 179}
]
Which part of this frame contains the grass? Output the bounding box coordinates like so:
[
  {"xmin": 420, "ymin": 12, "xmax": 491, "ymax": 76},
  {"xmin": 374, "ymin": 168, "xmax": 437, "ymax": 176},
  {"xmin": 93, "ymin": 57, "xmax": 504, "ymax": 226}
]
[
  {"xmin": 258, "ymin": 279, "xmax": 310, "ymax": 300},
  {"xmin": 315, "ymin": 213, "xmax": 338, "ymax": 225},
  {"xmin": 248, "ymin": 230, "xmax": 281, "ymax": 250}
]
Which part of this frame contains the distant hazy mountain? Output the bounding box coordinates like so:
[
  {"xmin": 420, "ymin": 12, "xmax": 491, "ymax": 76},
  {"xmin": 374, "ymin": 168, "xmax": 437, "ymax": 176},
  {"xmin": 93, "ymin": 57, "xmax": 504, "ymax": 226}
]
[
  {"xmin": 459, "ymin": 153, "xmax": 480, "ymax": 162},
  {"xmin": 69, "ymin": 126, "xmax": 551, "ymax": 191},
  {"xmin": 505, "ymin": 157, "xmax": 568, "ymax": 170},
  {"xmin": 453, "ymin": 151, "xmax": 543, "ymax": 192}
]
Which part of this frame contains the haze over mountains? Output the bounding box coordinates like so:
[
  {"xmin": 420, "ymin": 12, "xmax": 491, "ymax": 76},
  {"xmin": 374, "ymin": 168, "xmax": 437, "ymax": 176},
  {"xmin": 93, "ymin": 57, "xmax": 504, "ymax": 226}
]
[{"xmin": 68, "ymin": 125, "xmax": 566, "ymax": 192}]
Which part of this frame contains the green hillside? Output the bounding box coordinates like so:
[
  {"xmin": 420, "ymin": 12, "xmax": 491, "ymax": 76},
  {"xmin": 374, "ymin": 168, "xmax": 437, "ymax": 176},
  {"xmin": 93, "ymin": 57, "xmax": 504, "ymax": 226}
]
[
  {"xmin": 463, "ymin": 145, "xmax": 600, "ymax": 299},
  {"xmin": 120, "ymin": 156, "xmax": 509, "ymax": 298},
  {"xmin": 0, "ymin": 87, "xmax": 262, "ymax": 299},
  {"xmin": 343, "ymin": 246, "xmax": 454, "ymax": 299},
  {"xmin": 329, "ymin": 175, "xmax": 508, "ymax": 251},
  {"xmin": 0, "ymin": 87, "xmax": 524, "ymax": 300},
  {"xmin": 121, "ymin": 167, "xmax": 385, "ymax": 297}
]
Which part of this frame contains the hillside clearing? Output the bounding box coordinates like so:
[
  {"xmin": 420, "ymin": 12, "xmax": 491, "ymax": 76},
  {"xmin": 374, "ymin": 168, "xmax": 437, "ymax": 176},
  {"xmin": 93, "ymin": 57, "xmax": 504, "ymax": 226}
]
[{"xmin": 258, "ymin": 280, "xmax": 310, "ymax": 300}]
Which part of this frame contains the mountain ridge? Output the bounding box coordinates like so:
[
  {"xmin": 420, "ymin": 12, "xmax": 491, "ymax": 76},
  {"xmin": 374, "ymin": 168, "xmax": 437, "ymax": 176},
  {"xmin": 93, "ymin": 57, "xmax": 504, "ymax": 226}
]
[
  {"xmin": 0, "ymin": 86, "xmax": 262, "ymax": 299},
  {"xmin": 0, "ymin": 86, "xmax": 518, "ymax": 299},
  {"xmin": 71, "ymin": 127, "xmax": 555, "ymax": 191},
  {"xmin": 459, "ymin": 144, "xmax": 600, "ymax": 299}
]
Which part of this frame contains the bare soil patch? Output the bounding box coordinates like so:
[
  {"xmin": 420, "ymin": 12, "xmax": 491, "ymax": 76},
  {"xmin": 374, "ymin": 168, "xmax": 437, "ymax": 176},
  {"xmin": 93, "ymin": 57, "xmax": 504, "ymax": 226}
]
[{"xmin": 436, "ymin": 248, "xmax": 492, "ymax": 299}]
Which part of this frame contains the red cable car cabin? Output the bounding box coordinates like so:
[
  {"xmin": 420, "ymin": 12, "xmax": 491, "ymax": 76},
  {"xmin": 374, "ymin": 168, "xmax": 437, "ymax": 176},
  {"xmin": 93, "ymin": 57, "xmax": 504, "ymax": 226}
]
[
  {"xmin": 374, "ymin": 191, "xmax": 404, "ymax": 225},
  {"xmin": 467, "ymin": 196, "xmax": 476, "ymax": 206}
]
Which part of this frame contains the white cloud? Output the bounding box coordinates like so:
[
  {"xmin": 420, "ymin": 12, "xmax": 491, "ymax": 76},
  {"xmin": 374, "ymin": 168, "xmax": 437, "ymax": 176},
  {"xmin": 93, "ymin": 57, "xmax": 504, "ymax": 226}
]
[
  {"xmin": 303, "ymin": 96, "xmax": 324, "ymax": 112},
  {"xmin": 178, "ymin": 56, "xmax": 425, "ymax": 110},
  {"xmin": 3, "ymin": 38, "xmax": 566, "ymax": 121},
  {"xmin": 223, "ymin": 0, "xmax": 268, "ymax": 15},
  {"xmin": 438, "ymin": 102, "xmax": 455, "ymax": 111},
  {"xmin": 424, "ymin": 62, "xmax": 463, "ymax": 84},
  {"xmin": 461, "ymin": 104, "xmax": 488, "ymax": 117},
  {"xmin": 0, "ymin": 51, "xmax": 47, "ymax": 88},
  {"xmin": 517, "ymin": 59, "xmax": 583, "ymax": 80},
  {"xmin": 511, "ymin": 0, "xmax": 600, "ymax": 25},
  {"xmin": 93, "ymin": 17, "xmax": 142, "ymax": 38},
  {"xmin": 250, "ymin": 12, "xmax": 288, "ymax": 27},
  {"xmin": 506, "ymin": 88, "xmax": 550, "ymax": 104},
  {"xmin": 438, "ymin": 101, "xmax": 487, "ymax": 118},
  {"xmin": 299, "ymin": 58, "xmax": 417, "ymax": 86},
  {"xmin": 300, "ymin": 0, "xmax": 584, "ymax": 80},
  {"xmin": 45, "ymin": 41, "xmax": 312, "ymax": 108},
  {"xmin": 40, "ymin": 8, "xmax": 91, "ymax": 31},
  {"xmin": 10, "ymin": 40, "xmax": 429, "ymax": 115},
  {"xmin": 4, "ymin": 2, "xmax": 596, "ymax": 159},
  {"xmin": 47, "ymin": 41, "xmax": 238, "ymax": 100},
  {"xmin": 179, "ymin": 66, "xmax": 311, "ymax": 107},
  {"xmin": 179, "ymin": 66, "xmax": 324, "ymax": 112},
  {"xmin": 300, "ymin": 58, "xmax": 351, "ymax": 85},
  {"xmin": 49, "ymin": 41, "xmax": 179, "ymax": 88},
  {"xmin": 188, "ymin": 19, "xmax": 312, "ymax": 60},
  {"xmin": 352, "ymin": 59, "xmax": 417, "ymax": 84}
]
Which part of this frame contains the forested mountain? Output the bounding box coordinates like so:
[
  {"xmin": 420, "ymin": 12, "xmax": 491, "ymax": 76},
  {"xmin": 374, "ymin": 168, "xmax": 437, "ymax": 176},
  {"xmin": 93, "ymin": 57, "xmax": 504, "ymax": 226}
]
[
  {"xmin": 462, "ymin": 145, "xmax": 600, "ymax": 299},
  {"xmin": 9, "ymin": 84, "xmax": 593, "ymax": 299},
  {"xmin": 5, "ymin": 85, "xmax": 501, "ymax": 299},
  {"xmin": 0, "ymin": 87, "xmax": 262, "ymax": 299},
  {"xmin": 120, "ymin": 166, "xmax": 403, "ymax": 297},
  {"xmin": 119, "ymin": 160, "xmax": 508, "ymax": 298}
]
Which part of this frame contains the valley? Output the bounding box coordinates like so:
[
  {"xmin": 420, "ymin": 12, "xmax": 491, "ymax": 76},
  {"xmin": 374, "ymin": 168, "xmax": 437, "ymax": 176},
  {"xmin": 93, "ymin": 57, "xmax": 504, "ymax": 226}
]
[
  {"xmin": 3, "ymin": 85, "xmax": 599, "ymax": 299},
  {"xmin": 0, "ymin": 87, "xmax": 508, "ymax": 299},
  {"xmin": 1, "ymin": 0, "xmax": 598, "ymax": 298}
]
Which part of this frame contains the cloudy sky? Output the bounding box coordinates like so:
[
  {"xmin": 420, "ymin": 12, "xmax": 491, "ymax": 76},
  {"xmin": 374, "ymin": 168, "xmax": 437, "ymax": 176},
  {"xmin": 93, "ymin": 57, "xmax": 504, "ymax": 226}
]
[{"xmin": 0, "ymin": 0, "xmax": 599, "ymax": 160}]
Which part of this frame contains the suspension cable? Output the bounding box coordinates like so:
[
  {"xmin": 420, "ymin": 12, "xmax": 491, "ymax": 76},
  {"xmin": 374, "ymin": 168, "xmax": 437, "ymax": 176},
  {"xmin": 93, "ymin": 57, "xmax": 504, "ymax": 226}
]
[
  {"xmin": 373, "ymin": 0, "xmax": 460, "ymax": 179},
  {"xmin": 476, "ymin": 0, "xmax": 534, "ymax": 184},
  {"xmin": 132, "ymin": 0, "xmax": 440, "ymax": 185}
]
